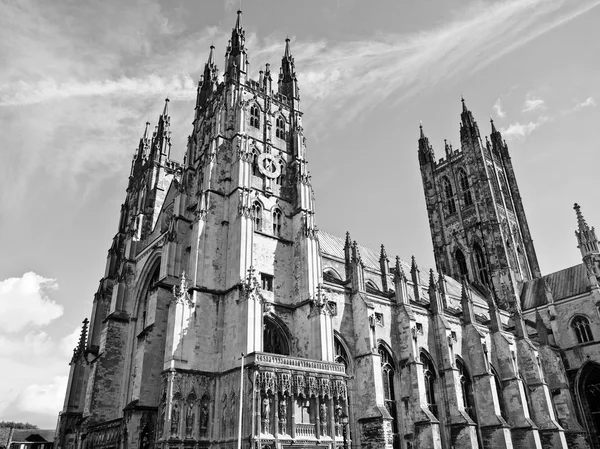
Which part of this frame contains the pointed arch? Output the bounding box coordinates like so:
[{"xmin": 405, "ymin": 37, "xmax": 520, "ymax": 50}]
[
  {"xmin": 249, "ymin": 103, "xmax": 261, "ymax": 129},
  {"xmin": 251, "ymin": 149, "xmax": 260, "ymax": 177},
  {"xmin": 456, "ymin": 356, "xmax": 477, "ymax": 422},
  {"xmin": 575, "ymin": 361, "xmax": 600, "ymax": 445},
  {"xmin": 334, "ymin": 332, "xmax": 352, "ymax": 373},
  {"xmin": 252, "ymin": 201, "xmax": 263, "ymax": 231},
  {"xmin": 571, "ymin": 315, "xmax": 594, "ymax": 344},
  {"xmin": 473, "ymin": 242, "xmax": 490, "ymax": 286},
  {"xmin": 458, "ymin": 169, "xmax": 473, "ymax": 206},
  {"xmin": 275, "ymin": 114, "xmax": 286, "ymax": 139},
  {"xmin": 442, "ymin": 176, "xmax": 456, "ymax": 215},
  {"xmin": 272, "ymin": 207, "xmax": 282, "ymax": 236},
  {"xmin": 455, "ymin": 248, "xmax": 468, "ymax": 280},
  {"xmin": 275, "ymin": 158, "xmax": 286, "ymax": 185},
  {"xmin": 263, "ymin": 315, "xmax": 290, "ymax": 355},
  {"xmin": 366, "ymin": 279, "xmax": 380, "ymax": 293},
  {"xmin": 490, "ymin": 364, "xmax": 508, "ymax": 420},
  {"xmin": 323, "ymin": 267, "xmax": 343, "ymax": 283},
  {"xmin": 377, "ymin": 342, "xmax": 398, "ymax": 438},
  {"xmin": 420, "ymin": 350, "xmax": 438, "ymax": 418}
]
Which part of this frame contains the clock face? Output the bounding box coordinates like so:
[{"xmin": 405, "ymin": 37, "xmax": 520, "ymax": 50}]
[{"xmin": 257, "ymin": 153, "xmax": 281, "ymax": 179}]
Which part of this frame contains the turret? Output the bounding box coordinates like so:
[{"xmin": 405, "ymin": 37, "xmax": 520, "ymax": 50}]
[
  {"xmin": 459, "ymin": 96, "xmax": 480, "ymax": 143},
  {"xmin": 196, "ymin": 45, "xmax": 219, "ymax": 113},
  {"xmin": 418, "ymin": 122, "xmax": 434, "ymax": 165},
  {"xmin": 149, "ymin": 98, "xmax": 171, "ymax": 162},
  {"xmin": 224, "ymin": 10, "xmax": 248, "ymax": 82},
  {"xmin": 278, "ymin": 38, "xmax": 299, "ymax": 99}
]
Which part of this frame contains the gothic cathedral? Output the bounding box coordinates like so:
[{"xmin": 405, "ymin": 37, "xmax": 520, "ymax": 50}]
[{"xmin": 57, "ymin": 11, "xmax": 600, "ymax": 449}]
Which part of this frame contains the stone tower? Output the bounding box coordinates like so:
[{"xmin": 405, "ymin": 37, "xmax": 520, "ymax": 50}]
[
  {"xmin": 418, "ymin": 99, "xmax": 542, "ymax": 304},
  {"xmin": 57, "ymin": 11, "xmax": 347, "ymax": 449}
]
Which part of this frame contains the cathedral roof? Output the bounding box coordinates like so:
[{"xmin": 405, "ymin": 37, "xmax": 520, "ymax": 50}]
[
  {"xmin": 520, "ymin": 263, "xmax": 590, "ymax": 310},
  {"xmin": 318, "ymin": 230, "xmax": 488, "ymax": 309}
]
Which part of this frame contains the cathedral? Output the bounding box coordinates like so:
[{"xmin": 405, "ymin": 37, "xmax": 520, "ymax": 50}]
[{"xmin": 56, "ymin": 11, "xmax": 600, "ymax": 449}]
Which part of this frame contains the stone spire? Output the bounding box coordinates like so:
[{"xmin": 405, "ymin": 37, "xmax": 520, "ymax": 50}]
[
  {"xmin": 418, "ymin": 122, "xmax": 435, "ymax": 165},
  {"xmin": 225, "ymin": 10, "xmax": 248, "ymax": 81},
  {"xmin": 574, "ymin": 203, "xmax": 600, "ymax": 257},
  {"xmin": 278, "ymin": 38, "xmax": 299, "ymax": 99},
  {"xmin": 196, "ymin": 45, "xmax": 220, "ymax": 113},
  {"xmin": 71, "ymin": 318, "xmax": 89, "ymax": 363},
  {"xmin": 460, "ymin": 96, "xmax": 480, "ymax": 142}
]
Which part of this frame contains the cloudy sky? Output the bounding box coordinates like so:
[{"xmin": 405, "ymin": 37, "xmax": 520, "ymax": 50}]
[{"xmin": 1, "ymin": 0, "xmax": 599, "ymax": 428}]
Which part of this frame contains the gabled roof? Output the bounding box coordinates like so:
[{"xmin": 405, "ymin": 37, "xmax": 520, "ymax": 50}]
[
  {"xmin": 10, "ymin": 430, "xmax": 55, "ymax": 443},
  {"xmin": 521, "ymin": 263, "xmax": 591, "ymax": 310}
]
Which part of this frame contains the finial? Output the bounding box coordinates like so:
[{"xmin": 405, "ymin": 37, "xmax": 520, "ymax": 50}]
[
  {"xmin": 163, "ymin": 97, "xmax": 170, "ymax": 116},
  {"xmin": 428, "ymin": 269, "xmax": 437, "ymax": 289},
  {"xmin": 235, "ymin": 10, "xmax": 243, "ymax": 31},
  {"xmin": 380, "ymin": 244, "xmax": 388, "ymax": 261},
  {"xmin": 143, "ymin": 121, "xmax": 150, "ymax": 140},
  {"xmin": 461, "ymin": 95, "xmax": 468, "ymax": 113},
  {"xmin": 410, "ymin": 255, "xmax": 418, "ymax": 271},
  {"xmin": 490, "ymin": 116, "xmax": 498, "ymax": 133},
  {"xmin": 208, "ymin": 44, "xmax": 215, "ymax": 65},
  {"xmin": 419, "ymin": 121, "xmax": 425, "ymax": 138},
  {"xmin": 574, "ymin": 203, "xmax": 588, "ymax": 231},
  {"xmin": 284, "ymin": 37, "xmax": 291, "ymax": 58}
]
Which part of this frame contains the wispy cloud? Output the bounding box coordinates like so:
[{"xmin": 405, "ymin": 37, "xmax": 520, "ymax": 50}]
[
  {"xmin": 574, "ymin": 96, "xmax": 596, "ymax": 111},
  {"xmin": 501, "ymin": 115, "xmax": 550, "ymax": 140},
  {"xmin": 522, "ymin": 92, "xmax": 546, "ymax": 112},
  {"xmin": 493, "ymin": 99, "xmax": 506, "ymax": 118}
]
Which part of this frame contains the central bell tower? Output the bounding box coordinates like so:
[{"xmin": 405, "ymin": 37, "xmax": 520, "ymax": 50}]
[{"xmin": 418, "ymin": 99, "xmax": 542, "ymax": 304}]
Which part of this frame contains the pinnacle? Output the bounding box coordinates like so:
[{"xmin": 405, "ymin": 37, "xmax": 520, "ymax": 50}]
[
  {"xmin": 574, "ymin": 203, "xmax": 589, "ymax": 231},
  {"xmin": 284, "ymin": 37, "xmax": 292, "ymax": 59},
  {"xmin": 235, "ymin": 10, "xmax": 243, "ymax": 31},
  {"xmin": 162, "ymin": 98, "xmax": 170, "ymax": 116}
]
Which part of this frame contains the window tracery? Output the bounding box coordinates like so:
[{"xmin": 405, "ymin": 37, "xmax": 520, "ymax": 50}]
[
  {"xmin": 252, "ymin": 201, "xmax": 263, "ymax": 231},
  {"xmin": 263, "ymin": 317, "xmax": 290, "ymax": 355},
  {"xmin": 378, "ymin": 344, "xmax": 398, "ymax": 438},
  {"xmin": 473, "ymin": 243, "xmax": 490, "ymax": 286},
  {"xmin": 272, "ymin": 208, "xmax": 282, "ymax": 236},
  {"xmin": 573, "ymin": 316, "xmax": 594, "ymax": 344},
  {"xmin": 420, "ymin": 352, "xmax": 438, "ymax": 417},
  {"xmin": 443, "ymin": 177, "xmax": 456, "ymax": 215},
  {"xmin": 458, "ymin": 169, "xmax": 473, "ymax": 207},
  {"xmin": 275, "ymin": 116, "xmax": 285, "ymax": 139},
  {"xmin": 250, "ymin": 105, "xmax": 260, "ymax": 129}
]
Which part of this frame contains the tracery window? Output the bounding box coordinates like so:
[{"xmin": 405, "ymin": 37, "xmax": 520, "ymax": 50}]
[
  {"xmin": 420, "ymin": 352, "xmax": 438, "ymax": 418},
  {"xmin": 272, "ymin": 208, "xmax": 282, "ymax": 236},
  {"xmin": 458, "ymin": 169, "xmax": 473, "ymax": 207},
  {"xmin": 275, "ymin": 116, "xmax": 285, "ymax": 139},
  {"xmin": 378, "ymin": 345, "xmax": 398, "ymax": 438},
  {"xmin": 473, "ymin": 243, "xmax": 490, "ymax": 286},
  {"xmin": 334, "ymin": 336, "xmax": 350, "ymax": 373},
  {"xmin": 457, "ymin": 358, "xmax": 477, "ymax": 422},
  {"xmin": 572, "ymin": 316, "xmax": 594, "ymax": 344},
  {"xmin": 250, "ymin": 105, "xmax": 260, "ymax": 129},
  {"xmin": 263, "ymin": 317, "xmax": 290, "ymax": 355},
  {"xmin": 455, "ymin": 249, "xmax": 468, "ymax": 280},
  {"xmin": 252, "ymin": 201, "xmax": 262, "ymax": 231},
  {"xmin": 443, "ymin": 177, "xmax": 456, "ymax": 215}
]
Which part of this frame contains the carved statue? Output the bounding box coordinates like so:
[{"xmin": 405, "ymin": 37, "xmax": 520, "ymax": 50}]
[
  {"xmin": 185, "ymin": 403, "xmax": 194, "ymax": 437},
  {"xmin": 170, "ymin": 403, "xmax": 180, "ymax": 437},
  {"xmin": 320, "ymin": 401, "xmax": 328, "ymax": 425},
  {"xmin": 334, "ymin": 403, "xmax": 343, "ymax": 423},
  {"xmin": 278, "ymin": 398, "xmax": 287, "ymax": 434},
  {"xmin": 199, "ymin": 400, "xmax": 209, "ymax": 431},
  {"xmin": 261, "ymin": 397, "xmax": 271, "ymax": 433}
]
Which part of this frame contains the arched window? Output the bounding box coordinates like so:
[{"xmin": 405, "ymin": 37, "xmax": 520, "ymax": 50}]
[
  {"xmin": 275, "ymin": 160, "xmax": 285, "ymax": 185},
  {"xmin": 455, "ymin": 249, "xmax": 468, "ymax": 280},
  {"xmin": 457, "ymin": 358, "xmax": 477, "ymax": 422},
  {"xmin": 140, "ymin": 265, "xmax": 159, "ymax": 331},
  {"xmin": 252, "ymin": 151, "xmax": 260, "ymax": 177},
  {"xmin": 458, "ymin": 170, "xmax": 473, "ymax": 207},
  {"xmin": 275, "ymin": 116, "xmax": 285, "ymax": 139},
  {"xmin": 323, "ymin": 268, "xmax": 343, "ymax": 283},
  {"xmin": 443, "ymin": 177, "xmax": 456, "ymax": 215},
  {"xmin": 334, "ymin": 336, "xmax": 350, "ymax": 372},
  {"xmin": 378, "ymin": 345, "xmax": 398, "ymax": 438},
  {"xmin": 250, "ymin": 105, "xmax": 260, "ymax": 129},
  {"xmin": 473, "ymin": 243, "xmax": 490, "ymax": 286},
  {"xmin": 366, "ymin": 280, "xmax": 380, "ymax": 293},
  {"xmin": 272, "ymin": 208, "xmax": 282, "ymax": 236},
  {"xmin": 572, "ymin": 316, "xmax": 594, "ymax": 344},
  {"xmin": 252, "ymin": 201, "xmax": 262, "ymax": 231},
  {"xmin": 420, "ymin": 352, "xmax": 438, "ymax": 418},
  {"xmin": 576, "ymin": 362, "xmax": 600, "ymax": 443},
  {"xmin": 263, "ymin": 317, "xmax": 289, "ymax": 355},
  {"xmin": 491, "ymin": 366, "xmax": 508, "ymax": 420}
]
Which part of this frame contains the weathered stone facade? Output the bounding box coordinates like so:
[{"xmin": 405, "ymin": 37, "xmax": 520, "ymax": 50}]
[{"xmin": 57, "ymin": 10, "xmax": 600, "ymax": 449}]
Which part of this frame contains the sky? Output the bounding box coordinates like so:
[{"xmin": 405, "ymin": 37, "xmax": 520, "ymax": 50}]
[{"xmin": 1, "ymin": 0, "xmax": 599, "ymax": 429}]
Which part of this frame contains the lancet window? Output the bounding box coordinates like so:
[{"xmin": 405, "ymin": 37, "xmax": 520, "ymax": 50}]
[
  {"xmin": 458, "ymin": 169, "xmax": 473, "ymax": 207},
  {"xmin": 443, "ymin": 177, "xmax": 456, "ymax": 215},
  {"xmin": 272, "ymin": 208, "xmax": 282, "ymax": 236},
  {"xmin": 455, "ymin": 248, "xmax": 468, "ymax": 280},
  {"xmin": 250, "ymin": 105, "xmax": 260, "ymax": 129},
  {"xmin": 275, "ymin": 116, "xmax": 285, "ymax": 139},
  {"xmin": 334, "ymin": 337, "xmax": 350, "ymax": 373},
  {"xmin": 252, "ymin": 201, "xmax": 263, "ymax": 231},
  {"xmin": 572, "ymin": 316, "xmax": 594, "ymax": 344},
  {"xmin": 457, "ymin": 358, "xmax": 477, "ymax": 422},
  {"xmin": 420, "ymin": 352, "xmax": 438, "ymax": 417},
  {"xmin": 473, "ymin": 243, "xmax": 490, "ymax": 286},
  {"xmin": 378, "ymin": 344, "xmax": 398, "ymax": 438}
]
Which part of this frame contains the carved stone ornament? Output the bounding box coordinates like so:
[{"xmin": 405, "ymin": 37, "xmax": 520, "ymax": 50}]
[
  {"xmin": 310, "ymin": 284, "xmax": 334, "ymax": 316},
  {"xmin": 241, "ymin": 265, "xmax": 265, "ymax": 302},
  {"xmin": 172, "ymin": 272, "xmax": 194, "ymax": 308}
]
